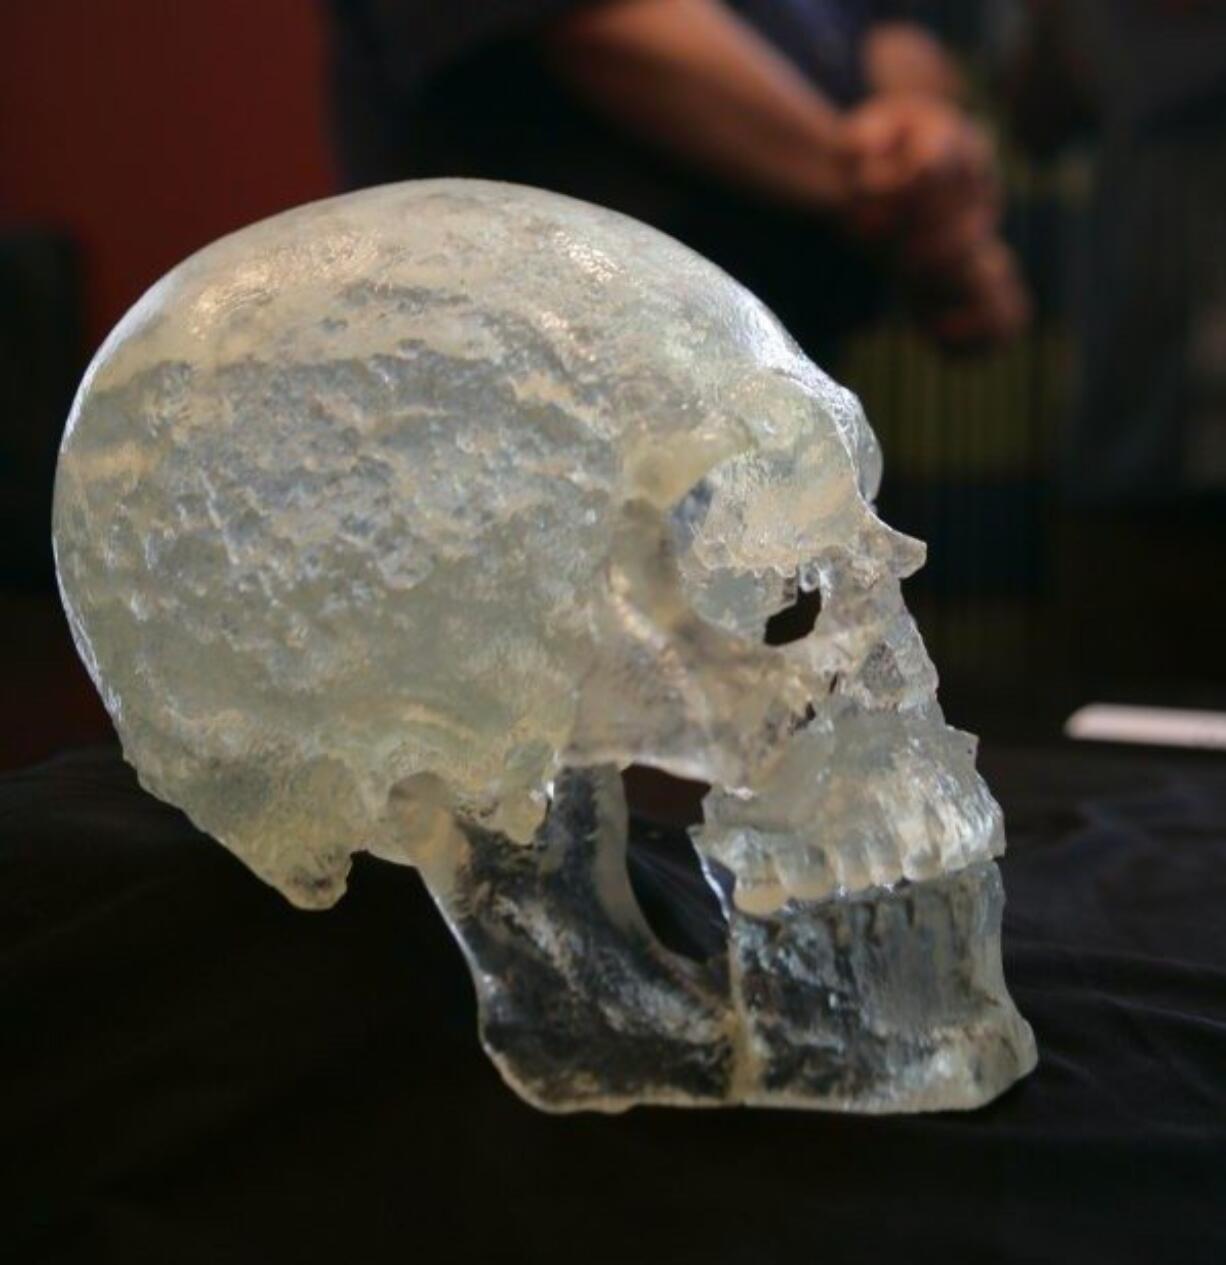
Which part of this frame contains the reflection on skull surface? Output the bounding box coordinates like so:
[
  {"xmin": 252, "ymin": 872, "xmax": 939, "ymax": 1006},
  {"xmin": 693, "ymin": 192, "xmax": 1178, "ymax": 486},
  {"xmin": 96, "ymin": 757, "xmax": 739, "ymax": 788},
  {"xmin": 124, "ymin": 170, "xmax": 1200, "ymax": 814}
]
[{"xmin": 54, "ymin": 180, "xmax": 1036, "ymax": 1112}]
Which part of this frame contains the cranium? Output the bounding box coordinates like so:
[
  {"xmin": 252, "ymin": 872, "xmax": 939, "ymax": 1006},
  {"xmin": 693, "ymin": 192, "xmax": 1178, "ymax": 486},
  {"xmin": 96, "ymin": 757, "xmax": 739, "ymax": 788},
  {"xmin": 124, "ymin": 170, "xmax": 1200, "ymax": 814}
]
[{"xmin": 54, "ymin": 179, "xmax": 1035, "ymax": 1112}]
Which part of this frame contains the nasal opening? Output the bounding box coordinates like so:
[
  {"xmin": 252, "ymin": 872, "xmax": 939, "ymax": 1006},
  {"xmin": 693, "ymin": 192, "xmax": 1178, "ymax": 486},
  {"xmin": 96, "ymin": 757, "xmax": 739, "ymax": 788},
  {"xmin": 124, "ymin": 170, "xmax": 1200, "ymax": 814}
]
[{"xmin": 763, "ymin": 584, "xmax": 822, "ymax": 645}]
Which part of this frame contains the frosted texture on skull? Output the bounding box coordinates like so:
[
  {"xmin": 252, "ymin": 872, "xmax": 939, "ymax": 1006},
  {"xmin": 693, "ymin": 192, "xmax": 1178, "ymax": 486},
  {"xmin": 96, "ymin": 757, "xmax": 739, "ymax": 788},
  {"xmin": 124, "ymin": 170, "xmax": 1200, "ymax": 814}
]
[{"xmin": 54, "ymin": 180, "xmax": 1035, "ymax": 1112}]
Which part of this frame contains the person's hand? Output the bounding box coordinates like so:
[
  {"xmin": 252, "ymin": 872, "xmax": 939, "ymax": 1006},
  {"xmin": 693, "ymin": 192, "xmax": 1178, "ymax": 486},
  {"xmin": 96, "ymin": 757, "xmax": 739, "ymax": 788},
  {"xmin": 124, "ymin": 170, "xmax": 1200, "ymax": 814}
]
[
  {"xmin": 835, "ymin": 95, "xmax": 1029, "ymax": 349},
  {"xmin": 909, "ymin": 238, "xmax": 1032, "ymax": 351},
  {"xmin": 839, "ymin": 94, "xmax": 1000, "ymax": 256},
  {"xmin": 863, "ymin": 21, "xmax": 967, "ymax": 103}
]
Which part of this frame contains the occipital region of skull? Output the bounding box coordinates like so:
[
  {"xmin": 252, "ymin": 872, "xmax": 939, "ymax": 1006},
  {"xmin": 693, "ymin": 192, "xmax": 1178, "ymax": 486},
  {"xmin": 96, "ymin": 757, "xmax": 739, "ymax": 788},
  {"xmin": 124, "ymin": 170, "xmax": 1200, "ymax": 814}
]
[{"xmin": 53, "ymin": 179, "xmax": 1036, "ymax": 1113}]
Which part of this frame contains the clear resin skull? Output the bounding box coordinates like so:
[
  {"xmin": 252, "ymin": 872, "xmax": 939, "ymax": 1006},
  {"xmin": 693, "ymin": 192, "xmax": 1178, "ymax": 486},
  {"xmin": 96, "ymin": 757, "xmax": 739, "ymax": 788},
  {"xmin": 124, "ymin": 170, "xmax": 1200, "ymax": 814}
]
[{"xmin": 53, "ymin": 179, "xmax": 1036, "ymax": 1112}]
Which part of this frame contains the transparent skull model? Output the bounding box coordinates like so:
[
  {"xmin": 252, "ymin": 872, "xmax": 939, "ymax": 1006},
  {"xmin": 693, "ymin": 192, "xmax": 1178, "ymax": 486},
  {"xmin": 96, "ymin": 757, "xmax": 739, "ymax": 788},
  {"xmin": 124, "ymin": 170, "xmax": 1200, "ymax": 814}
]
[{"xmin": 54, "ymin": 180, "xmax": 1036, "ymax": 1112}]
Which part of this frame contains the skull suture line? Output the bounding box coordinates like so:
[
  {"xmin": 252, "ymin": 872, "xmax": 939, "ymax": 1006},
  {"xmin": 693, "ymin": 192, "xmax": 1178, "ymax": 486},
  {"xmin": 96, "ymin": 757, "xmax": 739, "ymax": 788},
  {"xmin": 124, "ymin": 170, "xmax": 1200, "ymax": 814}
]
[{"xmin": 54, "ymin": 180, "xmax": 1036, "ymax": 1112}]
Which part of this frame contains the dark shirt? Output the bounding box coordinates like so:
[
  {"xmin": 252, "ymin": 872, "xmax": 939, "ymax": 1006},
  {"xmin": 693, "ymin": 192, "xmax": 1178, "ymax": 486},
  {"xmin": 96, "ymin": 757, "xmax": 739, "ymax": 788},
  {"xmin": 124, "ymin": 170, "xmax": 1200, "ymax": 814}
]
[
  {"xmin": 325, "ymin": 0, "xmax": 894, "ymax": 358},
  {"xmin": 1053, "ymin": 1, "xmax": 1226, "ymax": 499}
]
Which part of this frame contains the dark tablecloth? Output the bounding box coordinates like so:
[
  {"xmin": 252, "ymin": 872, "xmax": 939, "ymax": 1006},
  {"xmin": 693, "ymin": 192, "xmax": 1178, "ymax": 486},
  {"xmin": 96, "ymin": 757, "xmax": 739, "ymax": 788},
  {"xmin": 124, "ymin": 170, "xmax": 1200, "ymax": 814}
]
[{"xmin": 2, "ymin": 742, "xmax": 1223, "ymax": 1264}]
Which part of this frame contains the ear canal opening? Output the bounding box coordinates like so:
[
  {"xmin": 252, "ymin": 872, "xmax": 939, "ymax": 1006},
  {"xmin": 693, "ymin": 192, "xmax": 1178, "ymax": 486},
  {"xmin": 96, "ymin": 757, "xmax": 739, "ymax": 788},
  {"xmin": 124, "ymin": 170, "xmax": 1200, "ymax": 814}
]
[
  {"xmin": 620, "ymin": 765, "xmax": 727, "ymax": 962},
  {"xmin": 763, "ymin": 582, "xmax": 822, "ymax": 645}
]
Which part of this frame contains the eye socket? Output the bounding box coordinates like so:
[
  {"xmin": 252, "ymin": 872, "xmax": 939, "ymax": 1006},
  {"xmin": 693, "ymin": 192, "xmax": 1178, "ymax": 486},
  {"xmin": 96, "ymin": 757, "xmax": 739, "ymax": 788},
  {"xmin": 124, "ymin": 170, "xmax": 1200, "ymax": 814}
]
[{"xmin": 763, "ymin": 584, "xmax": 822, "ymax": 645}]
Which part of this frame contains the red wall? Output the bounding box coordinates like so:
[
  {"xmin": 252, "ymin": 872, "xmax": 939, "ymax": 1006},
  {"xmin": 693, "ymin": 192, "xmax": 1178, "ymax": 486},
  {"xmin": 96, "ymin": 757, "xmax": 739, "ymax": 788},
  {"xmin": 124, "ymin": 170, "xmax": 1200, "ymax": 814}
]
[{"xmin": 0, "ymin": 0, "xmax": 336, "ymax": 351}]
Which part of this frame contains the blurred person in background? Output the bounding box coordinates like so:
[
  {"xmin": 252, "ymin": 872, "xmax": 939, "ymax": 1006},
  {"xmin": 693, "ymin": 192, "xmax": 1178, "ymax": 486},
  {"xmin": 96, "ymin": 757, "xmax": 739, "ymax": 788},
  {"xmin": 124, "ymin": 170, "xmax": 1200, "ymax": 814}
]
[
  {"xmin": 1010, "ymin": 0, "xmax": 1226, "ymax": 503},
  {"xmin": 326, "ymin": 0, "xmax": 1030, "ymax": 364}
]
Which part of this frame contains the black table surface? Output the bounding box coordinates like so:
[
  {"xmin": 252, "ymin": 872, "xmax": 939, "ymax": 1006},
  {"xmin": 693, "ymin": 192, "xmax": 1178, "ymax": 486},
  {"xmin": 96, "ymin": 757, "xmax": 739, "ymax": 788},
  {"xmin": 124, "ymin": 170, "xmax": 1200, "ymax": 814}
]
[{"xmin": 2, "ymin": 740, "xmax": 1223, "ymax": 1265}]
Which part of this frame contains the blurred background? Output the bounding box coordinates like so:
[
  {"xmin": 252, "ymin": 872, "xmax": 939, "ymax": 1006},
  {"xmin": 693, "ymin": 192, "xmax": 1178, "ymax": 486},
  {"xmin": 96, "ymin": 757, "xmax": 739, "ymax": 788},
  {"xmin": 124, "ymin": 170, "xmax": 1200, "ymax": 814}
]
[{"xmin": 2, "ymin": 0, "xmax": 1224, "ymax": 771}]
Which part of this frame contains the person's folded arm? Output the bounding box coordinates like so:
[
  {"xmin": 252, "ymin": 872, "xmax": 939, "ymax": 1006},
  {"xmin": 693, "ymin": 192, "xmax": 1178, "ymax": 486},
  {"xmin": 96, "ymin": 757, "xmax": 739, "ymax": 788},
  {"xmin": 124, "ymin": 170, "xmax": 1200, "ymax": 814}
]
[
  {"xmin": 540, "ymin": 0, "xmax": 853, "ymax": 211},
  {"xmin": 540, "ymin": 0, "xmax": 1029, "ymax": 349}
]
